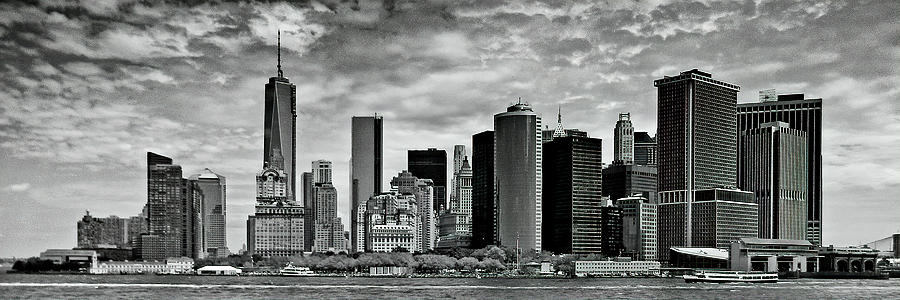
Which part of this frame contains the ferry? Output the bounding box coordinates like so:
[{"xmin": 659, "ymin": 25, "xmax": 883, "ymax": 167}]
[
  {"xmin": 280, "ymin": 264, "xmax": 316, "ymax": 276},
  {"xmin": 683, "ymin": 270, "xmax": 778, "ymax": 283}
]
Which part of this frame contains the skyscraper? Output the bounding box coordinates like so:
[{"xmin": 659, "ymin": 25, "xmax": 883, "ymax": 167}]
[
  {"xmin": 452, "ymin": 145, "xmax": 467, "ymax": 176},
  {"xmin": 633, "ymin": 132, "xmax": 658, "ymax": 166},
  {"xmin": 437, "ymin": 156, "xmax": 473, "ymax": 249},
  {"xmin": 301, "ymin": 172, "xmax": 314, "ymax": 252},
  {"xmin": 541, "ymin": 107, "xmax": 587, "ymax": 143},
  {"xmin": 143, "ymin": 152, "xmax": 202, "ymax": 260},
  {"xmin": 77, "ymin": 213, "xmax": 127, "ymax": 249},
  {"xmin": 471, "ymin": 130, "xmax": 495, "ymax": 249},
  {"xmin": 600, "ymin": 200, "xmax": 624, "ymax": 257},
  {"xmin": 350, "ymin": 115, "xmax": 383, "ymax": 252},
  {"xmin": 602, "ymin": 164, "xmax": 658, "ymax": 204},
  {"xmin": 313, "ymin": 183, "xmax": 347, "ymax": 253},
  {"xmin": 263, "ymin": 31, "xmax": 298, "ymax": 201},
  {"xmin": 741, "ymin": 121, "xmax": 808, "ymax": 240},
  {"xmin": 618, "ymin": 195, "xmax": 657, "ymax": 261},
  {"xmin": 247, "ymin": 33, "xmax": 304, "ymax": 257},
  {"xmin": 657, "ymin": 188, "xmax": 758, "ymax": 261},
  {"xmin": 391, "ymin": 170, "xmax": 437, "ymax": 251},
  {"xmin": 654, "ymin": 69, "xmax": 740, "ymax": 253},
  {"xmin": 494, "ymin": 101, "xmax": 542, "ymax": 251},
  {"xmin": 738, "ymin": 91, "xmax": 822, "ymax": 245},
  {"xmin": 613, "ymin": 113, "xmax": 634, "ymax": 165},
  {"xmin": 408, "ymin": 148, "xmax": 447, "ymax": 211},
  {"xmin": 542, "ymin": 136, "xmax": 604, "ymax": 255},
  {"xmin": 188, "ymin": 169, "xmax": 228, "ymax": 257}
]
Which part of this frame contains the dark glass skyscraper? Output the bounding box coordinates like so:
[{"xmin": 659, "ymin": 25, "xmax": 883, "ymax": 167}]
[
  {"xmin": 471, "ymin": 130, "xmax": 495, "ymax": 248},
  {"xmin": 408, "ymin": 148, "xmax": 447, "ymax": 211},
  {"xmin": 633, "ymin": 132, "xmax": 657, "ymax": 166},
  {"xmin": 494, "ymin": 102, "xmax": 542, "ymax": 251},
  {"xmin": 602, "ymin": 164, "xmax": 658, "ymax": 204},
  {"xmin": 301, "ymin": 172, "xmax": 315, "ymax": 252},
  {"xmin": 350, "ymin": 115, "xmax": 383, "ymax": 252},
  {"xmin": 738, "ymin": 91, "xmax": 822, "ymax": 245},
  {"xmin": 143, "ymin": 152, "xmax": 202, "ymax": 260},
  {"xmin": 263, "ymin": 32, "xmax": 297, "ymax": 201},
  {"xmin": 542, "ymin": 136, "xmax": 604, "ymax": 255},
  {"xmin": 188, "ymin": 169, "xmax": 227, "ymax": 257}
]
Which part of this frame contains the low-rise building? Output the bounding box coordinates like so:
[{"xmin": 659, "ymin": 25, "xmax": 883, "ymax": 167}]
[
  {"xmin": 39, "ymin": 249, "xmax": 98, "ymax": 266},
  {"xmin": 574, "ymin": 260, "xmax": 661, "ymax": 277},
  {"xmin": 668, "ymin": 247, "xmax": 728, "ymax": 269},
  {"xmin": 818, "ymin": 246, "xmax": 880, "ymax": 273},
  {"xmin": 729, "ymin": 238, "xmax": 818, "ymax": 272},
  {"xmin": 89, "ymin": 257, "xmax": 193, "ymax": 274},
  {"xmin": 370, "ymin": 266, "xmax": 410, "ymax": 276},
  {"xmin": 197, "ymin": 265, "xmax": 242, "ymax": 275}
]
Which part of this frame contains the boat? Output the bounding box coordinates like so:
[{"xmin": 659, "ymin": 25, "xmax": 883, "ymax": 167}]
[
  {"xmin": 683, "ymin": 270, "xmax": 778, "ymax": 283},
  {"xmin": 280, "ymin": 264, "xmax": 316, "ymax": 276}
]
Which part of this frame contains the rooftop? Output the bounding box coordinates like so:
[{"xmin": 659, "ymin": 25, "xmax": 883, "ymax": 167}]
[
  {"xmin": 739, "ymin": 238, "xmax": 813, "ymax": 247},
  {"xmin": 670, "ymin": 247, "xmax": 728, "ymax": 260}
]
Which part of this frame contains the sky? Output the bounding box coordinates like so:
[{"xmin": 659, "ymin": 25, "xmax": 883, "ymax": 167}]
[{"xmin": 0, "ymin": 0, "xmax": 898, "ymax": 257}]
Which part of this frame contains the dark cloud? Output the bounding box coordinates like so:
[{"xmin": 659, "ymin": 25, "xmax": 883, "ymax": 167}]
[{"xmin": 1, "ymin": 0, "xmax": 898, "ymax": 256}]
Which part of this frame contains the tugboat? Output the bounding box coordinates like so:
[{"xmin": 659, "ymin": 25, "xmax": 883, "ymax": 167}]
[
  {"xmin": 280, "ymin": 264, "xmax": 316, "ymax": 276},
  {"xmin": 683, "ymin": 270, "xmax": 778, "ymax": 283}
]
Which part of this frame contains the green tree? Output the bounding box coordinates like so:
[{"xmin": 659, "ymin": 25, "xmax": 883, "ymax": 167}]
[{"xmin": 457, "ymin": 257, "xmax": 479, "ymax": 271}]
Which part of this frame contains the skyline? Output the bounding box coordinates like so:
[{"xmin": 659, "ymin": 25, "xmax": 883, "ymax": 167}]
[{"xmin": 1, "ymin": 0, "xmax": 899, "ymax": 257}]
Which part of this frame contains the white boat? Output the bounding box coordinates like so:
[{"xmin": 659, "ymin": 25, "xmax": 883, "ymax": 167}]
[
  {"xmin": 683, "ymin": 270, "xmax": 778, "ymax": 283},
  {"xmin": 280, "ymin": 264, "xmax": 316, "ymax": 276}
]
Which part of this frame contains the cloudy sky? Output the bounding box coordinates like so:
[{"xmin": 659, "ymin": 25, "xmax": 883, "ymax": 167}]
[{"xmin": 1, "ymin": 0, "xmax": 898, "ymax": 257}]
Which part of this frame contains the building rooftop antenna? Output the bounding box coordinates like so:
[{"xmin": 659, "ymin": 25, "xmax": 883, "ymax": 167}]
[{"xmin": 277, "ymin": 30, "xmax": 283, "ymax": 78}]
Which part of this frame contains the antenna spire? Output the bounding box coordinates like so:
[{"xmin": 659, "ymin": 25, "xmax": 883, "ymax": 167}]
[
  {"xmin": 557, "ymin": 105, "xmax": 562, "ymax": 124},
  {"xmin": 277, "ymin": 30, "xmax": 283, "ymax": 78}
]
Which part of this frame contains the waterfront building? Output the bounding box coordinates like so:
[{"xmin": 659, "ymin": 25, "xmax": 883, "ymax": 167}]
[
  {"xmin": 542, "ymin": 136, "xmax": 604, "ymax": 255},
  {"xmin": 263, "ymin": 31, "xmax": 298, "ymax": 201},
  {"xmin": 365, "ymin": 192, "xmax": 420, "ymax": 252},
  {"xmin": 613, "ymin": 113, "xmax": 635, "ymax": 165},
  {"xmin": 817, "ymin": 246, "xmax": 880, "ymax": 272},
  {"xmin": 39, "ymin": 249, "xmax": 98, "ymax": 266},
  {"xmin": 618, "ymin": 195, "xmax": 658, "ymax": 261},
  {"xmin": 602, "ymin": 164, "xmax": 658, "ymax": 204},
  {"xmin": 574, "ymin": 260, "xmax": 661, "ymax": 277},
  {"xmin": 89, "ymin": 257, "xmax": 194, "ymax": 275},
  {"xmin": 471, "ymin": 130, "xmax": 495, "ymax": 249},
  {"xmin": 77, "ymin": 213, "xmax": 128, "ymax": 249},
  {"xmin": 351, "ymin": 115, "xmax": 383, "ymax": 252},
  {"xmin": 247, "ymin": 168, "xmax": 304, "ymax": 257},
  {"xmin": 740, "ymin": 121, "xmax": 808, "ymax": 240},
  {"xmin": 668, "ymin": 247, "xmax": 728, "ymax": 269},
  {"xmin": 657, "ymin": 188, "xmax": 758, "ymax": 261},
  {"xmin": 729, "ymin": 238, "xmax": 818, "ymax": 272},
  {"xmin": 634, "ymin": 132, "xmax": 657, "ymax": 166},
  {"xmin": 654, "ymin": 69, "xmax": 740, "ymax": 261},
  {"xmin": 143, "ymin": 152, "xmax": 202, "ymax": 260},
  {"xmin": 188, "ymin": 168, "xmax": 228, "ymax": 257},
  {"xmin": 391, "ymin": 170, "xmax": 437, "ymax": 251},
  {"xmin": 408, "ymin": 148, "xmax": 447, "ymax": 211},
  {"xmin": 494, "ymin": 101, "xmax": 542, "ymax": 251},
  {"xmin": 738, "ymin": 90, "xmax": 823, "ymax": 245}
]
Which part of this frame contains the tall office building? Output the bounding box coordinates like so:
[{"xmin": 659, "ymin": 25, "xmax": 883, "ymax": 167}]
[
  {"xmin": 143, "ymin": 152, "xmax": 202, "ymax": 260},
  {"xmin": 602, "ymin": 164, "xmax": 658, "ymax": 204},
  {"xmin": 350, "ymin": 115, "xmax": 383, "ymax": 252},
  {"xmin": 263, "ymin": 31, "xmax": 298, "ymax": 201},
  {"xmin": 450, "ymin": 145, "xmax": 466, "ymax": 204},
  {"xmin": 77, "ymin": 213, "xmax": 127, "ymax": 249},
  {"xmin": 541, "ymin": 107, "xmax": 587, "ymax": 143},
  {"xmin": 313, "ymin": 183, "xmax": 347, "ymax": 253},
  {"xmin": 657, "ymin": 188, "xmax": 758, "ymax": 261},
  {"xmin": 437, "ymin": 156, "xmax": 474, "ymax": 249},
  {"xmin": 634, "ymin": 132, "xmax": 657, "ymax": 166},
  {"xmin": 312, "ymin": 160, "xmax": 333, "ymax": 184},
  {"xmin": 494, "ymin": 101, "xmax": 542, "ymax": 251},
  {"xmin": 391, "ymin": 170, "xmax": 437, "ymax": 251},
  {"xmin": 600, "ymin": 200, "xmax": 624, "ymax": 257},
  {"xmin": 247, "ymin": 168, "xmax": 304, "ymax": 257},
  {"xmin": 542, "ymin": 136, "xmax": 604, "ymax": 255},
  {"xmin": 365, "ymin": 192, "xmax": 420, "ymax": 252},
  {"xmin": 741, "ymin": 121, "xmax": 808, "ymax": 240},
  {"xmin": 248, "ymin": 34, "xmax": 304, "ymax": 257},
  {"xmin": 471, "ymin": 131, "xmax": 496, "ymax": 248},
  {"xmin": 618, "ymin": 195, "xmax": 657, "ymax": 261},
  {"xmin": 613, "ymin": 113, "xmax": 635, "ymax": 165},
  {"xmin": 738, "ymin": 90, "xmax": 822, "ymax": 245},
  {"xmin": 654, "ymin": 69, "xmax": 740, "ymax": 254},
  {"xmin": 452, "ymin": 157, "xmax": 473, "ymax": 218},
  {"xmin": 188, "ymin": 169, "xmax": 228, "ymax": 257},
  {"xmin": 301, "ymin": 172, "xmax": 315, "ymax": 252},
  {"xmin": 408, "ymin": 148, "xmax": 447, "ymax": 211}
]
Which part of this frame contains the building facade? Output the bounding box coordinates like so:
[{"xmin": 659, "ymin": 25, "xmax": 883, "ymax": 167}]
[
  {"xmin": 741, "ymin": 121, "xmax": 808, "ymax": 240},
  {"xmin": 633, "ymin": 132, "xmax": 657, "ymax": 166},
  {"xmin": 602, "ymin": 164, "xmax": 658, "ymax": 204},
  {"xmin": 263, "ymin": 35, "xmax": 297, "ymax": 201},
  {"xmin": 618, "ymin": 195, "xmax": 658, "ymax": 261},
  {"xmin": 471, "ymin": 130, "xmax": 495, "ymax": 249},
  {"xmin": 313, "ymin": 183, "xmax": 347, "ymax": 253},
  {"xmin": 312, "ymin": 160, "xmax": 333, "ymax": 184},
  {"xmin": 494, "ymin": 102, "xmax": 542, "ymax": 251},
  {"xmin": 542, "ymin": 136, "xmax": 604, "ymax": 255},
  {"xmin": 408, "ymin": 148, "xmax": 447, "ymax": 211},
  {"xmin": 613, "ymin": 113, "xmax": 634, "ymax": 165},
  {"xmin": 351, "ymin": 115, "xmax": 383, "ymax": 252},
  {"xmin": 247, "ymin": 168, "xmax": 305, "ymax": 257},
  {"xmin": 738, "ymin": 91, "xmax": 822, "ymax": 245},
  {"xmin": 365, "ymin": 192, "xmax": 420, "ymax": 252},
  {"xmin": 143, "ymin": 152, "xmax": 202, "ymax": 260},
  {"xmin": 657, "ymin": 188, "xmax": 758, "ymax": 261},
  {"xmin": 391, "ymin": 170, "xmax": 437, "ymax": 251},
  {"xmin": 188, "ymin": 168, "xmax": 228, "ymax": 257},
  {"xmin": 301, "ymin": 171, "xmax": 315, "ymax": 252},
  {"xmin": 77, "ymin": 213, "xmax": 128, "ymax": 249}
]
